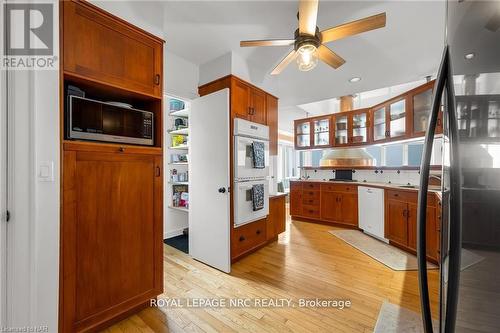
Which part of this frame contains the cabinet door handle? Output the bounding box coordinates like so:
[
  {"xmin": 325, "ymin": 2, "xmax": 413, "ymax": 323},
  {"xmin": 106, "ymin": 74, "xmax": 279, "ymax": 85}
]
[
  {"xmin": 256, "ymin": 229, "xmax": 261, "ymax": 235},
  {"xmin": 402, "ymin": 209, "xmax": 406, "ymax": 217},
  {"xmin": 239, "ymin": 236, "xmax": 245, "ymax": 242},
  {"xmin": 154, "ymin": 74, "xmax": 161, "ymax": 85},
  {"xmin": 155, "ymin": 166, "xmax": 161, "ymax": 177}
]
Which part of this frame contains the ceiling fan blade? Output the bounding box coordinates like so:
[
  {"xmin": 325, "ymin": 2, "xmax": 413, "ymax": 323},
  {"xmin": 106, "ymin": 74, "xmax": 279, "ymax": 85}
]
[
  {"xmin": 320, "ymin": 12, "xmax": 386, "ymax": 43},
  {"xmin": 317, "ymin": 45, "xmax": 345, "ymax": 69},
  {"xmin": 240, "ymin": 39, "xmax": 295, "ymax": 47},
  {"xmin": 271, "ymin": 50, "xmax": 297, "ymax": 75},
  {"xmin": 299, "ymin": 0, "xmax": 319, "ymax": 36}
]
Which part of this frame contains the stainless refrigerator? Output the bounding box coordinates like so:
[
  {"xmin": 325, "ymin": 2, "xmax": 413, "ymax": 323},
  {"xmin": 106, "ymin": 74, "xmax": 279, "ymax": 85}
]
[{"xmin": 417, "ymin": 1, "xmax": 500, "ymax": 332}]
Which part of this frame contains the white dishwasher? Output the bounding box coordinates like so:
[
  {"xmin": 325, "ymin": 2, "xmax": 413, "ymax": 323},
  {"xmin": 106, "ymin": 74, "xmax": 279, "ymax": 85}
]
[{"xmin": 358, "ymin": 186, "xmax": 387, "ymax": 242}]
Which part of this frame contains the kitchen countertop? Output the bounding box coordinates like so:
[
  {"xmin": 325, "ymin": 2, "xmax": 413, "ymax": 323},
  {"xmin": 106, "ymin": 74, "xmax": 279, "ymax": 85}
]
[
  {"xmin": 269, "ymin": 192, "xmax": 288, "ymax": 199},
  {"xmin": 290, "ymin": 179, "xmax": 442, "ymax": 196}
]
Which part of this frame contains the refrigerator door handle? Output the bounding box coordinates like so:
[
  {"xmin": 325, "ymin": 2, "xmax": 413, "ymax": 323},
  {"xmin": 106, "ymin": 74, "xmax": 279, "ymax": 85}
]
[
  {"xmin": 444, "ymin": 46, "xmax": 462, "ymax": 333},
  {"xmin": 417, "ymin": 45, "xmax": 449, "ymax": 333}
]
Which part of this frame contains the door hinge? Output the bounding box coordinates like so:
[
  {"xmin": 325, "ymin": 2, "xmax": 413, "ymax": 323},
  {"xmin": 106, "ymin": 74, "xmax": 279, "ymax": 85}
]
[{"xmin": 5, "ymin": 210, "xmax": 10, "ymax": 222}]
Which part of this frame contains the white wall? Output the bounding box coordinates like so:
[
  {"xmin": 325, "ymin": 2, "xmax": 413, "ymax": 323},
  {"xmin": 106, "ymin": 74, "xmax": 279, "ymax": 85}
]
[
  {"xmin": 164, "ymin": 51, "xmax": 199, "ymax": 100},
  {"xmin": 198, "ymin": 53, "xmax": 232, "ymax": 87},
  {"xmin": 5, "ymin": 1, "xmax": 60, "ymax": 330}
]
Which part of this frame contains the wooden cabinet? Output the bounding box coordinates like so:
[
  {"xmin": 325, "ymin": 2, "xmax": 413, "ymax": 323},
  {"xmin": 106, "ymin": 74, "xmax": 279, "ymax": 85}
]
[
  {"xmin": 312, "ymin": 116, "xmax": 332, "ymax": 147},
  {"xmin": 61, "ymin": 148, "xmax": 163, "ymax": 332},
  {"xmin": 266, "ymin": 95, "xmax": 278, "ymax": 155},
  {"xmin": 290, "ymin": 183, "xmax": 303, "ymax": 216},
  {"xmin": 385, "ymin": 189, "xmax": 439, "ymax": 262},
  {"xmin": 226, "ymin": 76, "xmax": 267, "ymax": 125},
  {"xmin": 290, "ymin": 181, "xmax": 358, "ymax": 227},
  {"xmin": 231, "ymin": 78, "xmax": 251, "ymax": 119},
  {"xmin": 333, "ymin": 109, "xmax": 371, "ymax": 146},
  {"xmin": 231, "ymin": 218, "xmax": 267, "ymax": 259},
  {"xmin": 295, "ymin": 115, "xmax": 333, "ymax": 149},
  {"xmin": 333, "ymin": 113, "xmax": 350, "ymax": 146},
  {"xmin": 60, "ymin": 3, "xmax": 164, "ymax": 331},
  {"xmin": 408, "ymin": 81, "xmax": 443, "ymax": 137},
  {"xmin": 295, "ymin": 119, "xmax": 312, "ymax": 149},
  {"xmin": 294, "ymin": 80, "xmax": 442, "ymax": 148},
  {"xmin": 267, "ymin": 195, "xmax": 286, "ymax": 240},
  {"xmin": 63, "ymin": 0, "xmax": 163, "ymax": 98},
  {"xmin": 249, "ymin": 88, "xmax": 267, "ymax": 124},
  {"xmin": 386, "ymin": 199, "xmax": 409, "ymax": 247},
  {"xmin": 198, "ymin": 75, "xmax": 276, "ymax": 129}
]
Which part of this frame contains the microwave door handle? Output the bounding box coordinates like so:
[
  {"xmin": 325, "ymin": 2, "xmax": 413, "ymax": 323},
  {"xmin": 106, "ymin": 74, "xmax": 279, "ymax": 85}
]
[
  {"xmin": 444, "ymin": 46, "xmax": 462, "ymax": 333},
  {"xmin": 417, "ymin": 45, "xmax": 448, "ymax": 333}
]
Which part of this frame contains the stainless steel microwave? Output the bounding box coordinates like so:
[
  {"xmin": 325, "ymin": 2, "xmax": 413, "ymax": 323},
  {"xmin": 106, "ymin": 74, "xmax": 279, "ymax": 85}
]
[{"xmin": 68, "ymin": 95, "xmax": 154, "ymax": 146}]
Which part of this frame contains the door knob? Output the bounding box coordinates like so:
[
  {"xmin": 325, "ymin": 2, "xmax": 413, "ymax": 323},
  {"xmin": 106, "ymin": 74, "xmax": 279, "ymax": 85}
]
[{"xmin": 218, "ymin": 187, "xmax": 226, "ymax": 193}]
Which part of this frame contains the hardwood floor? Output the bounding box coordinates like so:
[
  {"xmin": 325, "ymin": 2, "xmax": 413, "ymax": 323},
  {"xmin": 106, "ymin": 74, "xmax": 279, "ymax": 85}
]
[{"xmin": 102, "ymin": 215, "xmax": 439, "ymax": 332}]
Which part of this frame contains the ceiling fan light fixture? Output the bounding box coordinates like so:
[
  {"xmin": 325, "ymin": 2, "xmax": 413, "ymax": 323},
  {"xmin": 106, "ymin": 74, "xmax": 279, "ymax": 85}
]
[{"xmin": 296, "ymin": 43, "xmax": 318, "ymax": 71}]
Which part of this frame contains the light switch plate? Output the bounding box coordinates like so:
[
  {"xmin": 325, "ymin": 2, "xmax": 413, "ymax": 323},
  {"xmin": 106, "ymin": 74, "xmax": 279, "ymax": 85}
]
[{"xmin": 38, "ymin": 161, "xmax": 54, "ymax": 182}]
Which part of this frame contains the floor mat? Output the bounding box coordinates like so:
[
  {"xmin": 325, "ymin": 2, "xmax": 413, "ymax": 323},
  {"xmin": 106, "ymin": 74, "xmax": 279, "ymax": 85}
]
[
  {"xmin": 329, "ymin": 229, "xmax": 438, "ymax": 271},
  {"xmin": 374, "ymin": 301, "xmax": 439, "ymax": 333},
  {"xmin": 164, "ymin": 234, "xmax": 188, "ymax": 254}
]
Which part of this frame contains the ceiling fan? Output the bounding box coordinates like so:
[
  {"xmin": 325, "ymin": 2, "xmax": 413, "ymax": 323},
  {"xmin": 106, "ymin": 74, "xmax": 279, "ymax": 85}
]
[{"xmin": 240, "ymin": 0, "xmax": 386, "ymax": 75}]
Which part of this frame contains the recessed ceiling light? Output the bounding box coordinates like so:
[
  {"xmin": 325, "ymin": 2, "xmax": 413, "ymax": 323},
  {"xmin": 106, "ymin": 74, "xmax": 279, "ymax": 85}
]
[
  {"xmin": 464, "ymin": 53, "xmax": 475, "ymax": 60},
  {"xmin": 349, "ymin": 77, "xmax": 361, "ymax": 83}
]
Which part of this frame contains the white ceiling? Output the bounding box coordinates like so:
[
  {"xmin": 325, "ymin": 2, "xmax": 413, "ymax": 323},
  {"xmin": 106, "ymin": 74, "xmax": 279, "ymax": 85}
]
[
  {"xmin": 159, "ymin": 0, "xmax": 446, "ymax": 107},
  {"xmin": 93, "ymin": 0, "xmax": 446, "ymax": 116}
]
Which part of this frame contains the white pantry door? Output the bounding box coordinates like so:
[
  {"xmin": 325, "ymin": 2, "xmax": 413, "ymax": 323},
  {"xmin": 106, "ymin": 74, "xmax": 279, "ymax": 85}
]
[{"xmin": 189, "ymin": 89, "xmax": 231, "ymax": 273}]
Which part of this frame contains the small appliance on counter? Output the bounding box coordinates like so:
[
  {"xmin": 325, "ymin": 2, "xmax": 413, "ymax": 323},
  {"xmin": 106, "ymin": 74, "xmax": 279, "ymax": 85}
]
[{"xmin": 233, "ymin": 118, "xmax": 270, "ymax": 227}]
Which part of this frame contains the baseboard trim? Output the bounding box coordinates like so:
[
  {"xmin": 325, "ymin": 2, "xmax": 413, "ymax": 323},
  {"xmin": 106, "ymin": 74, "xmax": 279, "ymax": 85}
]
[{"xmin": 164, "ymin": 228, "xmax": 185, "ymax": 239}]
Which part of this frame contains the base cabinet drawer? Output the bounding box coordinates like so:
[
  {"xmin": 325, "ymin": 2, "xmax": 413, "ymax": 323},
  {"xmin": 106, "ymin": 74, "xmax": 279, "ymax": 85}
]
[
  {"xmin": 232, "ymin": 219, "xmax": 267, "ymax": 258},
  {"xmin": 302, "ymin": 204, "xmax": 320, "ymax": 218}
]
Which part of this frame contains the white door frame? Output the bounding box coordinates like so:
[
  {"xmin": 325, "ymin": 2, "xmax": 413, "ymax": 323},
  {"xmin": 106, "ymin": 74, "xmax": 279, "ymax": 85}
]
[{"xmin": 0, "ymin": 0, "xmax": 8, "ymax": 326}]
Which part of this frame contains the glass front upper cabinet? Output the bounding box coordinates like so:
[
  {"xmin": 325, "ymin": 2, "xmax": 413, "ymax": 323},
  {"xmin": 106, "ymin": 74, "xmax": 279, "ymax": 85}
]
[
  {"xmin": 373, "ymin": 107, "xmax": 387, "ymax": 141},
  {"xmin": 295, "ymin": 120, "xmax": 311, "ymax": 148},
  {"xmin": 389, "ymin": 99, "xmax": 407, "ymax": 138},
  {"xmin": 334, "ymin": 114, "xmax": 349, "ymax": 145},
  {"xmin": 413, "ymin": 88, "xmax": 433, "ymax": 134},
  {"xmin": 351, "ymin": 111, "xmax": 369, "ymax": 144},
  {"xmin": 313, "ymin": 117, "xmax": 331, "ymax": 147}
]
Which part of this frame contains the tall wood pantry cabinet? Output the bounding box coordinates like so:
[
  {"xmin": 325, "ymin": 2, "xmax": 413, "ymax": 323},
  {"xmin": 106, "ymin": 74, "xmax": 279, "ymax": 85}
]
[{"xmin": 60, "ymin": 1, "xmax": 164, "ymax": 332}]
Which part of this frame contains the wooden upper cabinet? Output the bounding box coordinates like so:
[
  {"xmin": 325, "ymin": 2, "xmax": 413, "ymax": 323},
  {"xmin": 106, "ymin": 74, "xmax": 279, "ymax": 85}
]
[
  {"xmin": 350, "ymin": 109, "xmax": 370, "ymax": 145},
  {"xmin": 371, "ymin": 106, "xmax": 388, "ymax": 142},
  {"xmin": 408, "ymin": 80, "xmax": 442, "ymax": 136},
  {"xmin": 295, "ymin": 119, "xmax": 312, "ymax": 149},
  {"xmin": 231, "ymin": 79, "xmax": 251, "ymax": 119},
  {"xmin": 266, "ymin": 94, "xmax": 278, "ymax": 155},
  {"xmin": 312, "ymin": 116, "xmax": 332, "ymax": 147},
  {"xmin": 388, "ymin": 97, "xmax": 408, "ymax": 139},
  {"xmin": 249, "ymin": 89, "xmax": 267, "ymax": 125},
  {"xmin": 63, "ymin": 1, "xmax": 163, "ymax": 97},
  {"xmin": 333, "ymin": 113, "xmax": 350, "ymax": 146}
]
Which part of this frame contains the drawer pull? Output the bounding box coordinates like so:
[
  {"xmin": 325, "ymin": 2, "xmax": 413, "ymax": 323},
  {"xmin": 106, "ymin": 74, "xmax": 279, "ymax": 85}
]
[
  {"xmin": 239, "ymin": 236, "xmax": 245, "ymax": 242},
  {"xmin": 256, "ymin": 229, "xmax": 261, "ymax": 235}
]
